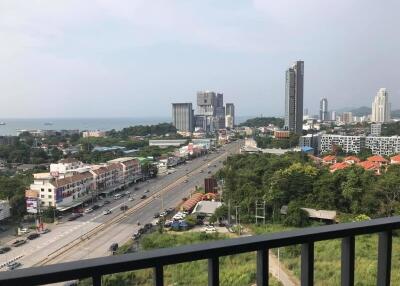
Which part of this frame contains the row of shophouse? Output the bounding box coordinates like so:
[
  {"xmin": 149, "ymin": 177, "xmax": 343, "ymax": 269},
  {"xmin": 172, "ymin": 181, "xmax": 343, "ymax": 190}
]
[
  {"xmin": 25, "ymin": 139, "xmax": 213, "ymax": 213},
  {"xmin": 25, "ymin": 157, "xmax": 143, "ymax": 213}
]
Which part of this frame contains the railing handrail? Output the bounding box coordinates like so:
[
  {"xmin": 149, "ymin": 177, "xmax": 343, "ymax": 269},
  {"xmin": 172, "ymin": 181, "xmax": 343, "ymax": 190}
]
[{"xmin": 1, "ymin": 216, "xmax": 400, "ymax": 286}]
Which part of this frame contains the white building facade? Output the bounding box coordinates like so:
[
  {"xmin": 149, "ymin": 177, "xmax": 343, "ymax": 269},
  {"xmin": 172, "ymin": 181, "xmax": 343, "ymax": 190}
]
[{"xmin": 371, "ymin": 88, "xmax": 391, "ymax": 123}]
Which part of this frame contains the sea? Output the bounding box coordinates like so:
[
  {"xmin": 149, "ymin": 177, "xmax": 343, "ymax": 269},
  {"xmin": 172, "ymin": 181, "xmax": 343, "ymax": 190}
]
[{"xmin": 0, "ymin": 116, "xmax": 251, "ymax": 136}]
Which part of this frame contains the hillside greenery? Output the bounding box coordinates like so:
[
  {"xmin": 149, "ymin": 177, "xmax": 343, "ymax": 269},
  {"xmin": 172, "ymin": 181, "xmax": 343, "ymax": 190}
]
[
  {"xmin": 255, "ymin": 134, "xmax": 299, "ymax": 149},
  {"xmin": 216, "ymin": 152, "xmax": 400, "ymax": 224},
  {"xmin": 381, "ymin": 121, "xmax": 400, "ymax": 136},
  {"xmin": 239, "ymin": 117, "xmax": 284, "ymax": 128}
]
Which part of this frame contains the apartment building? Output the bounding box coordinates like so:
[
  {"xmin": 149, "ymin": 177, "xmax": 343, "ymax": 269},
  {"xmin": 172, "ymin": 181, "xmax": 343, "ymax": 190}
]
[
  {"xmin": 27, "ymin": 171, "xmax": 94, "ymax": 210},
  {"xmin": 90, "ymin": 163, "xmax": 123, "ymax": 194},
  {"xmin": 365, "ymin": 136, "xmax": 400, "ymax": 156},
  {"xmin": 107, "ymin": 157, "xmax": 142, "ymax": 185},
  {"xmin": 320, "ymin": 134, "xmax": 365, "ymax": 154},
  {"xmin": 82, "ymin": 130, "xmax": 107, "ymax": 138}
]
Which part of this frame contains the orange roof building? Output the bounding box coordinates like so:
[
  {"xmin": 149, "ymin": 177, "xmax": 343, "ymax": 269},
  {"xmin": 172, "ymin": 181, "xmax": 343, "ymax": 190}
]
[
  {"xmin": 357, "ymin": 161, "xmax": 381, "ymax": 175},
  {"xmin": 344, "ymin": 156, "xmax": 361, "ymax": 164},
  {"xmin": 322, "ymin": 155, "xmax": 337, "ymax": 165},
  {"xmin": 330, "ymin": 162, "xmax": 350, "ymax": 173},
  {"xmin": 390, "ymin": 154, "xmax": 400, "ymax": 164},
  {"xmin": 367, "ymin": 155, "xmax": 388, "ymax": 166}
]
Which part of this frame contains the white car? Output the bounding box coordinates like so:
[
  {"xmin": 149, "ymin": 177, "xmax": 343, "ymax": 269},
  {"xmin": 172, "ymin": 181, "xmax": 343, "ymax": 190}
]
[
  {"xmin": 84, "ymin": 208, "xmax": 93, "ymax": 214},
  {"xmin": 103, "ymin": 209, "xmax": 112, "ymax": 215},
  {"xmin": 128, "ymin": 197, "xmax": 135, "ymax": 202},
  {"xmin": 204, "ymin": 226, "xmax": 217, "ymax": 234},
  {"xmin": 19, "ymin": 228, "xmax": 30, "ymax": 234}
]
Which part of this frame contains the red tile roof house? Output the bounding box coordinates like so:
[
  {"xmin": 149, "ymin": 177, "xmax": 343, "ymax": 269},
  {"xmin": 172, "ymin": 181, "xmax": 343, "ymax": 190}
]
[
  {"xmin": 344, "ymin": 156, "xmax": 361, "ymax": 165},
  {"xmin": 357, "ymin": 161, "xmax": 381, "ymax": 175},
  {"xmin": 322, "ymin": 155, "xmax": 337, "ymax": 165},
  {"xmin": 330, "ymin": 162, "xmax": 350, "ymax": 173},
  {"xmin": 391, "ymin": 154, "xmax": 400, "ymax": 164},
  {"xmin": 367, "ymin": 155, "xmax": 388, "ymax": 167}
]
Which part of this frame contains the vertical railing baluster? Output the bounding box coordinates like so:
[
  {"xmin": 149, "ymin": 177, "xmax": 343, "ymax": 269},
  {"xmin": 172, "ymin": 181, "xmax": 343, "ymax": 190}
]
[
  {"xmin": 341, "ymin": 236, "xmax": 355, "ymax": 286},
  {"xmin": 377, "ymin": 230, "xmax": 392, "ymax": 286},
  {"xmin": 208, "ymin": 257, "xmax": 219, "ymax": 286},
  {"xmin": 92, "ymin": 275, "xmax": 102, "ymax": 286},
  {"xmin": 256, "ymin": 249, "xmax": 269, "ymax": 286},
  {"xmin": 301, "ymin": 242, "xmax": 314, "ymax": 286},
  {"xmin": 153, "ymin": 265, "xmax": 164, "ymax": 286}
]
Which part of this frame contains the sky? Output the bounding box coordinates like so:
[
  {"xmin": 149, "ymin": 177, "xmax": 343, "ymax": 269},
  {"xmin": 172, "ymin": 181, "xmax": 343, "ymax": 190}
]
[{"xmin": 1, "ymin": 0, "xmax": 399, "ymax": 118}]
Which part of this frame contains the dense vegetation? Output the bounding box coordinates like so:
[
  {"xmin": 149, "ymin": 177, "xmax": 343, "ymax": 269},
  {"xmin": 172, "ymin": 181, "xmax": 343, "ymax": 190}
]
[
  {"xmin": 0, "ymin": 133, "xmax": 62, "ymax": 164},
  {"xmin": 108, "ymin": 123, "xmax": 177, "ymax": 138},
  {"xmin": 255, "ymin": 134, "xmax": 299, "ymax": 149},
  {"xmin": 381, "ymin": 122, "xmax": 400, "ymax": 136},
  {"xmin": 0, "ymin": 172, "xmax": 34, "ymax": 218},
  {"xmin": 239, "ymin": 117, "xmax": 284, "ymax": 128},
  {"xmin": 217, "ymin": 152, "xmax": 400, "ymax": 225},
  {"xmin": 79, "ymin": 232, "xmax": 282, "ymax": 286}
]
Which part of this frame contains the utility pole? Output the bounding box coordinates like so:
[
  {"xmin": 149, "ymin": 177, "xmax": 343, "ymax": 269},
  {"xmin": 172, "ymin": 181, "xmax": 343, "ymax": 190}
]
[{"xmin": 255, "ymin": 200, "xmax": 266, "ymax": 225}]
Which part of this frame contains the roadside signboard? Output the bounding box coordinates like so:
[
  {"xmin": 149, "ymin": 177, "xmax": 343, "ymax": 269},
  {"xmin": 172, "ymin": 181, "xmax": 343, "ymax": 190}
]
[{"xmin": 26, "ymin": 198, "xmax": 38, "ymax": 214}]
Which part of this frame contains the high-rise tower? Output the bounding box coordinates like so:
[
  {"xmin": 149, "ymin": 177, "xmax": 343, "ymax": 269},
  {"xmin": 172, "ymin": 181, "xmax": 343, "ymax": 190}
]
[
  {"xmin": 320, "ymin": 98, "xmax": 329, "ymax": 121},
  {"xmin": 371, "ymin": 88, "xmax": 391, "ymax": 123},
  {"xmin": 284, "ymin": 61, "xmax": 304, "ymax": 134}
]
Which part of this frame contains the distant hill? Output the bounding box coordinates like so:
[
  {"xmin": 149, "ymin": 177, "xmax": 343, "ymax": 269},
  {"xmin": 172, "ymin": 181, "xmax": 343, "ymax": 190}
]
[
  {"xmin": 334, "ymin": 106, "xmax": 400, "ymax": 118},
  {"xmin": 392, "ymin": 109, "xmax": 400, "ymax": 118}
]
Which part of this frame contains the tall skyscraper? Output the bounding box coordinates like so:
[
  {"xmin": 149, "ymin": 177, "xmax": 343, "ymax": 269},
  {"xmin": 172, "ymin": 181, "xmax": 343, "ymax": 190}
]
[
  {"xmin": 225, "ymin": 103, "xmax": 235, "ymax": 129},
  {"xmin": 371, "ymin": 88, "xmax": 391, "ymax": 123},
  {"xmin": 284, "ymin": 61, "xmax": 304, "ymax": 134},
  {"xmin": 172, "ymin": 103, "xmax": 194, "ymax": 132},
  {"xmin": 195, "ymin": 91, "xmax": 217, "ymax": 132},
  {"xmin": 215, "ymin": 93, "xmax": 225, "ymax": 129},
  {"xmin": 320, "ymin": 98, "xmax": 329, "ymax": 121}
]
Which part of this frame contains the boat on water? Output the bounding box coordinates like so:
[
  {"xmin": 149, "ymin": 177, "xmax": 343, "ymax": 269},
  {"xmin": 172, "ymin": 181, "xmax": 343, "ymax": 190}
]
[
  {"xmin": 44, "ymin": 122, "xmax": 53, "ymax": 126},
  {"xmin": 0, "ymin": 122, "xmax": 6, "ymax": 125}
]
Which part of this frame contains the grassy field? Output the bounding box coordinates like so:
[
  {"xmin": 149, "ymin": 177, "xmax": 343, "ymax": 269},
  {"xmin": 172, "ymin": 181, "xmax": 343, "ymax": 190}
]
[
  {"xmin": 80, "ymin": 231, "xmax": 282, "ymax": 286},
  {"xmin": 252, "ymin": 224, "xmax": 400, "ymax": 286}
]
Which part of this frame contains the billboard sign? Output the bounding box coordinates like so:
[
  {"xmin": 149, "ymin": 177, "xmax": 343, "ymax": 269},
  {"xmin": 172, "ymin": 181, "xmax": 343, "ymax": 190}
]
[
  {"xmin": 55, "ymin": 188, "xmax": 63, "ymax": 203},
  {"xmin": 26, "ymin": 198, "xmax": 38, "ymax": 214},
  {"xmin": 50, "ymin": 171, "xmax": 59, "ymax": 178}
]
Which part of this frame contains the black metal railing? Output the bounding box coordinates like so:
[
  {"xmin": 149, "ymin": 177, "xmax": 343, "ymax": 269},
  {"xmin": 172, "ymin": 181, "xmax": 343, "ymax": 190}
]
[{"xmin": 1, "ymin": 216, "xmax": 399, "ymax": 286}]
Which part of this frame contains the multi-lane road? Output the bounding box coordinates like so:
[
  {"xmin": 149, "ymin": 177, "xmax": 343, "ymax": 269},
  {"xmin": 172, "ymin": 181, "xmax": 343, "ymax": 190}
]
[{"xmin": 0, "ymin": 141, "xmax": 241, "ymax": 270}]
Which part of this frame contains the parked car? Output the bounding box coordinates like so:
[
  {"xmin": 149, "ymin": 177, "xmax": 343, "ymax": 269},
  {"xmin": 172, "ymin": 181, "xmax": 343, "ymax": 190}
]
[
  {"xmin": 84, "ymin": 208, "xmax": 93, "ymax": 214},
  {"xmin": 68, "ymin": 213, "xmax": 83, "ymax": 221},
  {"xmin": 132, "ymin": 232, "xmax": 141, "ymax": 240},
  {"xmin": 120, "ymin": 205, "xmax": 128, "ymax": 211},
  {"xmin": 200, "ymin": 170, "xmax": 204, "ymax": 173},
  {"xmin": 0, "ymin": 246, "xmax": 11, "ymax": 254},
  {"xmin": 145, "ymin": 189, "xmax": 150, "ymax": 193},
  {"xmin": 204, "ymin": 225, "xmax": 217, "ymax": 234},
  {"xmin": 164, "ymin": 220, "xmax": 173, "ymax": 227},
  {"xmin": 153, "ymin": 212, "xmax": 160, "ymax": 218},
  {"xmin": 12, "ymin": 239, "xmax": 26, "ymax": 247},
  {"xmin": 144, "ymin": 223, "xmax": 153, "ymax": 230},
  {"xmin": 128, "ymin": 197, "xmax": 135, "ymax": 202},
  {"xmin": 109, "ymin": 243, "xmax": 118, "ymax": 253},
  {"xmin": 27, "ymin": 233, "xmax": 40, "ymax": 240},
  {"xmin": 19, "ymin": 228, "xmax": 30, "ymax": 234},
  {"xmin": 140, "ymin": 195, "xmax": 147, "ymax": 199},
  {"xmin": 7, "ymin": 262, "xmax": 21, "ymax": 271},
  {"xmin": 103, "ymin": 209, "xmax": 112, "ymax": 215},
  {"xmin": 38, "ymin": 228, "xmax": 50, "ymax": 234},
  {"xmin": 92, "ymin": 205, "xmax": 100, "ymax": 210}
]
